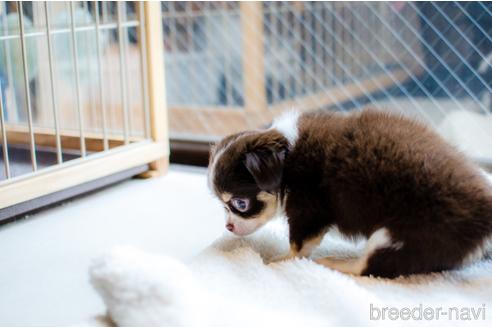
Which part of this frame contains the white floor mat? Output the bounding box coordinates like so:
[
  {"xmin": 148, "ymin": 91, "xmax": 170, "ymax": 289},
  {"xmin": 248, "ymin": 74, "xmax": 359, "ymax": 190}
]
[{"xmin": 90, "ymin": 219, "xmax": 492, "ymax": 326}]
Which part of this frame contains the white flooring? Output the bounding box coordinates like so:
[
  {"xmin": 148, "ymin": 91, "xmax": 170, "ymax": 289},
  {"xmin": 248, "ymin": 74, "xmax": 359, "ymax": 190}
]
[{"xmin": 0, "ymin": 165, "xmax": 224, "ymax": 326}]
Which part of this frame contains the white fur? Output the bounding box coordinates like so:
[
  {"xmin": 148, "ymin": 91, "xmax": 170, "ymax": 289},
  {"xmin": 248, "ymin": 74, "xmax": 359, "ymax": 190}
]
[
  {"xmin": 365, "ymin": 227, "xmax": 402, "ymax": 254},
  {"xmin": 227, "ymin": 191, "xmax": 278, "ymax": 236},
  {"xmin": 90, "ymin": 221, "xmax": 492, "ymax": 326},
  {"xmin": 270, "ymin": 110, "xmax": 300, "ymax": 146},
  {"xmin": 227, "ymin": 212, "xmax": 261, "ymax": 236}
]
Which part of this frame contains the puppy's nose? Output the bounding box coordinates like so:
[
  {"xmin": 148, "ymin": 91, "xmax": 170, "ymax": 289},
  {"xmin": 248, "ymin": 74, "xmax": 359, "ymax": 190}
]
[{"xmin": 226, "ymin": 223, "xmax": 234, "ymax": 232}]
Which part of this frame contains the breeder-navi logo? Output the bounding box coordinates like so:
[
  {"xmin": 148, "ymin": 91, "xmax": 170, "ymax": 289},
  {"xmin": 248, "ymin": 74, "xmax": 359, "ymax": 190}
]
[{"xmin": 370, "ymin": 304, "xmax": 486, "ymax": 321}]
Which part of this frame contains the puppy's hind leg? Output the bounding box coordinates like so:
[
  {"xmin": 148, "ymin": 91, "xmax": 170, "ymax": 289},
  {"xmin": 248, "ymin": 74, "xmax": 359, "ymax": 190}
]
[
  {"xmin": 315, "ymin": 257, "xmax": 366, "ymax": 275},
  {"xmin": 315, "ymin": 227, "xmax": 402, "ymax": 276}
]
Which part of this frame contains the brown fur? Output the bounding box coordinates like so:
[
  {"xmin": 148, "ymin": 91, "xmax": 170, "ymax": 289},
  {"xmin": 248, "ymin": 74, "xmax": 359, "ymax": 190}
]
[{"xmin": 209, "ymin": 109, "xmax": 492, "ymax": 278}]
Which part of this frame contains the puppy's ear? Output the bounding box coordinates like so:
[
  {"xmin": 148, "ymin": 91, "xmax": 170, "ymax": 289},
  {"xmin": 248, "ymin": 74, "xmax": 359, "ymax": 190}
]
[{"xmin": 243, "ymin": 146, "xmax": 286, "ymax": 192}]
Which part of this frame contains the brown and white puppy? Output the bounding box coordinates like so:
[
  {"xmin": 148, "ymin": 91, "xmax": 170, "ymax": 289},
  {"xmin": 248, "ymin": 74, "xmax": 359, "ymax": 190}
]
[{"xmin": 208, "ymin": 109, "xmax": 492, "ymax": 278}]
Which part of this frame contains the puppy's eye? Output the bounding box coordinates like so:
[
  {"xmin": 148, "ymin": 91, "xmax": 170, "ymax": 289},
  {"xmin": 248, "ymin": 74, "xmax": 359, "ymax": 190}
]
[{"xmin": 231, "ymin": 197, "xmax": 250, "ymax": 212}]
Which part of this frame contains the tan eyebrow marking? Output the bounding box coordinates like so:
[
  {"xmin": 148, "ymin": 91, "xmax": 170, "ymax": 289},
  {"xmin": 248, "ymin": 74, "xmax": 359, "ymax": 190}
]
[{"xmin": 221, "ymin": 192, "xmax": 232, "ymax": 202}]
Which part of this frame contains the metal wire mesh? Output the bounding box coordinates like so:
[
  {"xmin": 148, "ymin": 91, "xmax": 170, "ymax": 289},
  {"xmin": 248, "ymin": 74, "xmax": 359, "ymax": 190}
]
[
  {"xmin": 0, "ymin": 1, "xmax": 150, "ymax": 181},
  {"xmin": 163, "ymin": 1, "xmax": 492, "ymax": 162}
]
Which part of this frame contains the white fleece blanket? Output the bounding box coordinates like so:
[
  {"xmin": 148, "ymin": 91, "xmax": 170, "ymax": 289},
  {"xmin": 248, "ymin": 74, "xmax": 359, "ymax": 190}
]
[{"xmin": 90, "ymin": 219, "xmax": 492, "ymax": 326}]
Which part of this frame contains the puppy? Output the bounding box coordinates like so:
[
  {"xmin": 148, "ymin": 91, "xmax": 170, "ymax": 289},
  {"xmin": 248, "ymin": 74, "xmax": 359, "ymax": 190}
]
[{"xmin": 208, "ymin": 109, "xmax": 492, "ymax": 278}]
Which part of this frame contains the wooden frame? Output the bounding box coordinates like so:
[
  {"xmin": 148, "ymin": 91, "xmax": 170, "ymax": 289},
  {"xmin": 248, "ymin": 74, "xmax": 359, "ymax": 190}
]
[
  {"xmin": 1, "ymin": 125, "xmax": 141, "ymax": 151},
  {"xmin": 143, "ymin": 1, "xmax": 169, "ymax": 177},
  {"xmin": 162, "ymin": 3, "xmax": 426, "ymax": 138},
  {"xmin": 0, "ymin": 2, "xmax": 168, "ymax": 210},
  {"xmin": 240, "ymin": 2, "xmax": 267, "ymax": 114},
  {"xmin": 168, "ymin": 67, "xmax": 420, "ymax": 137},
  {"xmin": 0, "ymin": 140, "xmax": 166, "ymax": 209}
]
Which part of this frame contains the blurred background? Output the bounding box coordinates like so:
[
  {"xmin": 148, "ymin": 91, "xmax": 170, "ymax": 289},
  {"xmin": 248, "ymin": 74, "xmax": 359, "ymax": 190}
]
[
  {"xmin": 1, "ymin": 1, "xmax": 492, "ymax": 175},
  {"xmin": 163, "ymin": 1, "xmax": 492, "ymax": 165}
]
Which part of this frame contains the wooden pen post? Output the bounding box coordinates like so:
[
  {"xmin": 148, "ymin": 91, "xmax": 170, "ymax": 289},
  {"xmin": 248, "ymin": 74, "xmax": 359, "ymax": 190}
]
[
  {"xmin": 142, "ymin": 1, "xmax": 169, "ymax": 177},
  {"xmin": 240, "ymin": 2, "xmax": 267, "ymax": 127}
]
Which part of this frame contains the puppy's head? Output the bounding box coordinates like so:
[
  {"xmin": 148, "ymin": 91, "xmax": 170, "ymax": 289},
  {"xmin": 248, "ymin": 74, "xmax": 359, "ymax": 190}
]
[{"xmin": 208, "ymin": 130, "xmax": 288, "ymax": 236}]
